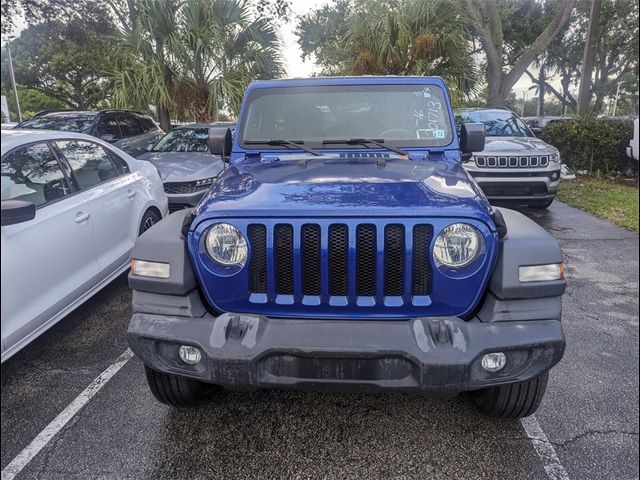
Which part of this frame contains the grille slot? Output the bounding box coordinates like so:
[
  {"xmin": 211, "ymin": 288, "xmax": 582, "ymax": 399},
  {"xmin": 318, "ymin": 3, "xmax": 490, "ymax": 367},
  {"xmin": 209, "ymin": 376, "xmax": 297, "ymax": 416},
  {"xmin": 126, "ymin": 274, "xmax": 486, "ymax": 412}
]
[
  {"xmin": 384, "ymin": 224, "xmax": 405, "ymax": 296},
  {"xmin": 356, "ymin": 224, "xmax": 377, "ymax": 296},
  {"xmin": 301, "ymin": 224, "xmax": 321, "ymax": 295},
  {"xmin": 274, "ymin": 224, "xmax": 294, "ymax": 294},
  {"xmin": 412, "ymin": 225, "xmax": 433, "ymax": 295},
  {"xmin": 328, "ymin": 224, "xmax": 349, "ymax": 296},
  {"xmin": 248, "ymin": 225, "xmax": 267, "ymax": 293}
]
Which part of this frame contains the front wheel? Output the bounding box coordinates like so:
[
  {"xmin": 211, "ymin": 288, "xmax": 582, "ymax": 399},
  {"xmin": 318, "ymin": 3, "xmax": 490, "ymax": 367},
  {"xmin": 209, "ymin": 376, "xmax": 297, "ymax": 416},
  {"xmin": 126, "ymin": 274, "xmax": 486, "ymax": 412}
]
[
  {"xmin": 470, "ymin": 372, "xmax": 549, "ymax": 418},
  {"xmin": 139, "ymin": 209, "xmax": 161, "ymax": 235},
  {"xmin": 145, "ymin": 366, "xmax": 211, "ymax": 408}
]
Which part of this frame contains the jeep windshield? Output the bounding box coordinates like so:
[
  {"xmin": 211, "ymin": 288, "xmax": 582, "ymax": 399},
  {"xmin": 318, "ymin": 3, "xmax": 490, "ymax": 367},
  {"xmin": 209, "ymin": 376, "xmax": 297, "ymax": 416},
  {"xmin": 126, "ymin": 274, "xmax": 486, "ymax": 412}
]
[
  {"xmin": 239, "ymin": 84, "xmax": 453, "ymax": 150},
  {"xmin": 456, "ymin": 110, "xmax": 533, "ymax": 137}
]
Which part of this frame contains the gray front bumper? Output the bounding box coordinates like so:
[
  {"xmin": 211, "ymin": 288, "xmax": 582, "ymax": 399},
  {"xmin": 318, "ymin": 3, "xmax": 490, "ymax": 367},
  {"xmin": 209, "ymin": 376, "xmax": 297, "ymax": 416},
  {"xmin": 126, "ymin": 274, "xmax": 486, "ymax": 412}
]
[{"xmin": 128, "ymin": 312, "xmax": 565, "ymax": 396}]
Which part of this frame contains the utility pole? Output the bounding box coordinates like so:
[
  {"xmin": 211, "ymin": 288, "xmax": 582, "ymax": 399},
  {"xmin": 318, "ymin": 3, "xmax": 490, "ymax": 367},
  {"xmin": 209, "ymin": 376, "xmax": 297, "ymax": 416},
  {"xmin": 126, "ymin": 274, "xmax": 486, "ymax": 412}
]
[
  {"xmin": 577, "ymin": 0, "xmax": 601, "ymax": 116},
  {"xmin": 4, "ymin": 37, "xmax": 22, "ymax": 123},
  {"xmin": 612, "ymin": 81, "xmax": 624, "ymax": 116}
]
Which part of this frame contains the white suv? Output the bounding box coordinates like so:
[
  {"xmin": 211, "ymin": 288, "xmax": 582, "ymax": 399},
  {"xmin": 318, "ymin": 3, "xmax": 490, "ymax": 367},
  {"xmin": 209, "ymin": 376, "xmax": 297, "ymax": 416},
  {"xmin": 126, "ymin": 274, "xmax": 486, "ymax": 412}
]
[{"xmin": 455, "ymin": 108, "xmax": 561, "ymax": 209}]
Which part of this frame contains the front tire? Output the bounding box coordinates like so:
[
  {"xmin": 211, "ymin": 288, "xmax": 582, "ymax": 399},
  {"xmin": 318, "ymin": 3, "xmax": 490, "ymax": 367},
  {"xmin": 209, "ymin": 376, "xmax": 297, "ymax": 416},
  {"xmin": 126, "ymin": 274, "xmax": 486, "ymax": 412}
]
[
  {"xmin": 139, "ymin": 209, "xmax": 161, "ymax": 235},
  {"xmin": 470, "ymin": 373, "xmax": 549, "ymax": 418},
  {"xmin": 145, "ymin": 366, "xmax": 210, "ymax": 408}
]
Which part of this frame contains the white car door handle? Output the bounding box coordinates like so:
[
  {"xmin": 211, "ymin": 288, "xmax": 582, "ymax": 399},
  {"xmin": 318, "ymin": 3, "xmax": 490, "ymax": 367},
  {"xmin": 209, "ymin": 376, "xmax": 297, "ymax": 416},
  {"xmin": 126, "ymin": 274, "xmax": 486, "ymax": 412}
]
[
  {"xmin": 75, "ymin": 212, "xmax": 90, "ymax": 223},
  {"xmin": 127, "ymin": 190, "xmax": 137, "ymax": 198}
]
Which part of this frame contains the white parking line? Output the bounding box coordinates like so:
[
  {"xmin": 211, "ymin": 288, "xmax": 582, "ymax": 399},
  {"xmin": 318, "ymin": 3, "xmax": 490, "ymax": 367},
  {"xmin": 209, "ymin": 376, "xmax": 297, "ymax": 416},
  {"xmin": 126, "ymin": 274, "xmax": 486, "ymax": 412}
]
[
  {"xmin": 1, "ymin": 348, "xmax": 134, "ymax": 480},
  {"xmin": 521, "ymin": 415, "xmax": 570, "ymax": 480}
]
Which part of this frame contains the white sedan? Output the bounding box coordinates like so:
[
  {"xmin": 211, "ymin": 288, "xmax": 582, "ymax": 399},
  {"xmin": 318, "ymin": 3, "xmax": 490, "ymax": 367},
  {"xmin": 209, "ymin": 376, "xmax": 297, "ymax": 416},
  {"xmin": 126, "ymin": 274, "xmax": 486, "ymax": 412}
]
[{"xmin": 1, "ymin": 129, "xmax": 168, "ymax": 362}]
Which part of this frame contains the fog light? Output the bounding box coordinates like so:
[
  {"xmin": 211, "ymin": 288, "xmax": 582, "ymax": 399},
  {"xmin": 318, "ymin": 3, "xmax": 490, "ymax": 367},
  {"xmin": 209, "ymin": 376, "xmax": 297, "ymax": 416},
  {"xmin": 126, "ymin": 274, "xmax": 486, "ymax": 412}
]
[
  {"xmin": 178, "ymin": 345, "xmax": 202, "ymax": 365},
  {"xmin": 481, "ymin": 352, "xmax": 507, "ymax": 372}
]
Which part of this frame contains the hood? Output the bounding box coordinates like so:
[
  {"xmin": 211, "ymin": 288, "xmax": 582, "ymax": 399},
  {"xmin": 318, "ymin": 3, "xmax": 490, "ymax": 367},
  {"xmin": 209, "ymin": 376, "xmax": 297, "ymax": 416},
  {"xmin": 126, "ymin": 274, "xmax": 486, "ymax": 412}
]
[
  {"xmin": 481, "ymin": 136, "xmax": 555, "ymax": 155},
  {"xmin": 194, "ymin": 153, "xmax": 494, "ymax": 224},
  {"xmin": 136, "ymin": 151, "xmax": 224, "ymax": 183}
]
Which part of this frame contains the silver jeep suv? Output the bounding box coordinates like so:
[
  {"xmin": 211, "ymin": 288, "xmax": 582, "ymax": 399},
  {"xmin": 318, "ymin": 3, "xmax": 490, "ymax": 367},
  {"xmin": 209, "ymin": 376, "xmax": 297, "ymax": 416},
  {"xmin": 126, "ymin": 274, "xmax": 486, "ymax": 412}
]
[{"xmin": 455, "ymin": 108, "xmax": 561, "ymax": 209}]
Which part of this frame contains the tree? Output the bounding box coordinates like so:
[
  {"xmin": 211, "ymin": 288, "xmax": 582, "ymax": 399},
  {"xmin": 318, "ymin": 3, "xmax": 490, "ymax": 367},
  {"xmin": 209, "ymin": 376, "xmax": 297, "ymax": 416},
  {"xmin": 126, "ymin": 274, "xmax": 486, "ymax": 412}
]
[
  {"xmin": 0, "ymin": 15, "xmax": 119, "ymax": 109},
  {"xmin": 296, "ymin": 0, "xmax": 478, "ymax": 100},
  {"xmin": 461, "ymin": 0, "xmax": 576, "ymax": 107},
  {"xmin": 577, "ymin": 0, "xmax": 600, "ymax": 115},
  {"xmin": 112, "ymin": 0, "xmax": 284, "ymax": 125}
]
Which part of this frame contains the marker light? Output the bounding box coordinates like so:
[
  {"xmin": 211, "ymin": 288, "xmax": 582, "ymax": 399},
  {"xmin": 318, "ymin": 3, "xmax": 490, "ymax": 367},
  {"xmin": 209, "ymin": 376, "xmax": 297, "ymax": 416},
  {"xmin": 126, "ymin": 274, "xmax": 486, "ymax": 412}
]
[
  {"xmin": 178, "ymin": 345, "xmax": 202, "ymax": 365},
  {"xmin": 519, "ymin": 263, "xmax": 564, "ymax": 282},
  {"xmin": 131, "ymin": 259, "xmax": 170, "ymax": 279}
]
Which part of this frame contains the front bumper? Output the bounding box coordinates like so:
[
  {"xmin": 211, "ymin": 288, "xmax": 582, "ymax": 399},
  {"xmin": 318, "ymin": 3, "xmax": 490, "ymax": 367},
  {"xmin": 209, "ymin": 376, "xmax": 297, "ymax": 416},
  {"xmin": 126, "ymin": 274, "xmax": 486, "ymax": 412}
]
[
  {"xmin": 465, "ymin": 166, "xmax": 560, "ymax": 203},
  {"xmin": 166, "ymin": 190, "xmax": 207, "ymax": 212},
  {"xmin": 128, "ymin": 312, "xmax": 565, "ymax": 396}
]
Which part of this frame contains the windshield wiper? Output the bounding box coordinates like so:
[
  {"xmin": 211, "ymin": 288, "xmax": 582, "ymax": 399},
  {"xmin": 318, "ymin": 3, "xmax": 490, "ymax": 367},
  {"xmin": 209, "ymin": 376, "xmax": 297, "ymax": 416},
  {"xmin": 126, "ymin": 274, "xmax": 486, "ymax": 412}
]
[
  {"xmin": 244, "ymin": 139, "xmax": 322, "ymax": 156},
  {"xmin": 322, "ymin": 138, "xmax": 409, "ymax": 156}
]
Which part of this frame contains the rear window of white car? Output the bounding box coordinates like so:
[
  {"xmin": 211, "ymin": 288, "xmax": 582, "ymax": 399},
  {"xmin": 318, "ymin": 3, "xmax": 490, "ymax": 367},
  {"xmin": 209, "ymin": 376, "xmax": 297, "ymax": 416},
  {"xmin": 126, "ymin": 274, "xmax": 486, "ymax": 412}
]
[{"xmin": 55, "ymin": 140, "xmax": 118, "ymax": 190}]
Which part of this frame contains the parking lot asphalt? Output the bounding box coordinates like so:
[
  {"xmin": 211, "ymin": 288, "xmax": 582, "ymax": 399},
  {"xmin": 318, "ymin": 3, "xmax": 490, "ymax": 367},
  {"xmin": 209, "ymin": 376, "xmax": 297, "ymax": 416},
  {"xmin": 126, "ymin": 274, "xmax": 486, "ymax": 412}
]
[{"xmin": 1, "ymin": 201, "xmax": 638, "ymax": 480}]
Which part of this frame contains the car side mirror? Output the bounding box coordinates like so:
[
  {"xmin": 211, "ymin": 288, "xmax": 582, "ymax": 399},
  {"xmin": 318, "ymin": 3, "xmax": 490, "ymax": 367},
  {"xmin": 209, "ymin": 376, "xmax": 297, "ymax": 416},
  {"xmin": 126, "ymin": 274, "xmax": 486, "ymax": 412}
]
[
  {"xmin": 460, "ymin": 122, "xmax": 485, "ymax": 155},
  {"xmin": 209, "ymin": 127, "xmax": 233, "ymax": 162},
  {"xmin": 1, "ymin": 200, "xmax": 36, "ymax": 226},
  {"xmin": 530, "ymin": 127, "xmax": 543, "ymax": 137},
  {"xmin": 100, "ymin": 134, "xmax": 117, "ymax": 143}
]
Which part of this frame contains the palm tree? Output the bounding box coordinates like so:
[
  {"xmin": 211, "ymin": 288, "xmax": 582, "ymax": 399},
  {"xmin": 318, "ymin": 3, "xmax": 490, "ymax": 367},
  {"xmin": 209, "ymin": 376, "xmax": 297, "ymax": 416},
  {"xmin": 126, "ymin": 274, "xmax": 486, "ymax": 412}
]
[
  {"xmin": 343, "ymin": 0, "xmax": 478, "ymax": 102},
  {"xmin": 112, "ymin": 0, "xmax": 283, "ymax": 126}
]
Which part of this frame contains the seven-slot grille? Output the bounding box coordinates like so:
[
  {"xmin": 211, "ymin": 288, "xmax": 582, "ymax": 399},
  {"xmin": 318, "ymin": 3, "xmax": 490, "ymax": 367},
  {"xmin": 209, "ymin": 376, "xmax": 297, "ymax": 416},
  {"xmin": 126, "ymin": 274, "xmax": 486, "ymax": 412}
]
[
  {"xmin": 247, "ymin": 222, "xmax": 433, "ymax": 303},
  {"xmin": 474, "ymin": 155, "xmax": 549, "ymax": 168}
]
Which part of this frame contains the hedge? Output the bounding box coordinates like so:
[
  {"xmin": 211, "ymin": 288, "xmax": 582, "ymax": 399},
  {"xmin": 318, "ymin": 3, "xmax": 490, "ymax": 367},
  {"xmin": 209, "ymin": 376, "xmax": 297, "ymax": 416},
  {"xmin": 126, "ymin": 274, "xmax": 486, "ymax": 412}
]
[{"xmin": 541, "ymin": 117, "xmax": 636, "ymax": 176}]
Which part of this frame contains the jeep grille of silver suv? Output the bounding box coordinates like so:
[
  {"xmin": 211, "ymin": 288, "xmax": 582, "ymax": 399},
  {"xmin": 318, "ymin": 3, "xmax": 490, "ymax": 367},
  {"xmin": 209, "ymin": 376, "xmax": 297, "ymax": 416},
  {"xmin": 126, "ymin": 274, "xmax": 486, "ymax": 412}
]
[{"xmin": 475, "ymin": 155, "xmax": 550, "ymax": 168}]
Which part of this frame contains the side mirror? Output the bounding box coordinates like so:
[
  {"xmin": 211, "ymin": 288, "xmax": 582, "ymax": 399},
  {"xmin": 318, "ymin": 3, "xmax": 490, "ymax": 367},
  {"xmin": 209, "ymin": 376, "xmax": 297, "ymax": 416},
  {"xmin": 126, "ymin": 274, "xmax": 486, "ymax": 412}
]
[
  {"xmin": 100, "ymin": 134, "xmax": 117, "ymax": 143},
  {"xmin": 530, "ymin": 127, "xmax": 543, "ymax": 137},
  {"xmin": 460, "ymin": 122, "xmax": 485, "ymax": 154},
  {"xmin": 209, "ymin": 127, "xmax": 233, "ymax": 162},
  {"xmin": 1, "ymin": 200, "xmax": 36, "ymax": 226}
]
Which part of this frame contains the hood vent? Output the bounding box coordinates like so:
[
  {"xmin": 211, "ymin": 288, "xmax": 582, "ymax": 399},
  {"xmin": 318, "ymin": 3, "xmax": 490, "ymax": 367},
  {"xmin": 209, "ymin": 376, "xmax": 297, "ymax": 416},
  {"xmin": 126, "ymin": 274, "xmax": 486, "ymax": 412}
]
[{"xmin": 339, "ymin": 152, "xmax": 390, "ymax": 159}]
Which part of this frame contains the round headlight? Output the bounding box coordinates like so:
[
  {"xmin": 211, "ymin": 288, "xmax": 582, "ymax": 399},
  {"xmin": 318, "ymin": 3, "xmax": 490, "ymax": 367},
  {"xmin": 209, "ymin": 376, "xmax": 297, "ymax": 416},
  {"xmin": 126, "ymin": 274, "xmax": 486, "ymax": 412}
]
[
  {"xmin": 205, "ymin": 223, "xmax": 248, "ymax": 267},
  {"xmin": 433, "ymin": 223, "xmax": 481, "ymax": 268}
]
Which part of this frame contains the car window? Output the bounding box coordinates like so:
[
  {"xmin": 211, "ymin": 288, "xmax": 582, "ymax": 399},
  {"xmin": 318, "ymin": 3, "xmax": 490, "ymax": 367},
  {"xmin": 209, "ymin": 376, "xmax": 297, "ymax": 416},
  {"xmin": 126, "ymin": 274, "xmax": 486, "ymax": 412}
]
[
  {"xmin": 96, "ymin": 115, "xmax": 123, "ymax": 139},
  {"xmin": 152, "ymin": 128, "xmax": 209, "ymax": 152},
  {"xmin": 456, "ymin": 111, "xmax": 533, "ymax": 137},
  {"xmin": 1, "ymin": 142, "xmax": 71, "ymax": 207},
  {"xmin": 55, "ymin": 140, "xmax": 119, "ymax": 189},
  {"xmin": 17, "ymin": 115, "xmax": 96, "ymax": 133},
  {"xmin": 118, "ymin": 115, "xmax": 143, "ymax": 137},
  {"xmin": 106, "ymin": 149, "xmax": 131, "ymax": 175}
]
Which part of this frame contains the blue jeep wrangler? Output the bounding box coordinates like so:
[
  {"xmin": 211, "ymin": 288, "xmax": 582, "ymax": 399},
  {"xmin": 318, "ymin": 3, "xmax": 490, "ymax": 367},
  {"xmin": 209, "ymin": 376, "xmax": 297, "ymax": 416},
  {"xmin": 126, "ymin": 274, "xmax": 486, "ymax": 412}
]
[{"xmin": 127, "ymin": 77, "xmax": 566, "ymax": 418}]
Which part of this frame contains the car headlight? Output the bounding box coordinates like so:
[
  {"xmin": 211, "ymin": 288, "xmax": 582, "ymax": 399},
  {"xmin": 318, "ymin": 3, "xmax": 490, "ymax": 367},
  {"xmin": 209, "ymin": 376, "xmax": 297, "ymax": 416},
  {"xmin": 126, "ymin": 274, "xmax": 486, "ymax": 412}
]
[
  {"xmin": 195, "ymin": 176, "xmax": 217, "ymax": 187},
  {"xmin": 550, "ymin": 151, "xmax": 561, "ymax": 164},
  {"xmin": 205, "ymin": 223, "xmax": 248, "ymax": 267},
  {"xmin": 433, "ymin": 223, "xmax": 481, "ymax": 268}
]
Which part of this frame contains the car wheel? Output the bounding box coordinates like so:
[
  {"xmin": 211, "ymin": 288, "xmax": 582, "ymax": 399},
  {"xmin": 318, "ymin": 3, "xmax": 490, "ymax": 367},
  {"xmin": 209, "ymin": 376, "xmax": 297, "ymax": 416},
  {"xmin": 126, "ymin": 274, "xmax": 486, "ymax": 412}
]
[
  {"xmin": 529, "ymin": 198, "xmax": 554, "ymax": 209},
  {"xmin": 470, "ymin": 372, "xmax": 548, "ymax": 418},
  {"xmin": 139, "ymin": 209, "xmax": 161, "ymax": 235},
  {"xmin": 145, "ymin": 366, "xmax": 212, "ymax": 408}
]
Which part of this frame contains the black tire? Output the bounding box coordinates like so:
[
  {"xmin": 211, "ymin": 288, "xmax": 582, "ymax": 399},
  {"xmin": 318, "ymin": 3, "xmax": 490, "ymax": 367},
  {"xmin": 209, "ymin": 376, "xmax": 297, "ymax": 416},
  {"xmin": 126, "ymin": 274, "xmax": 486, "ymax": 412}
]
[
  {"xmin": 145, "ymin": 366, "xmax": 210, "ymax": 408},
  {"xmin": 139, "ymin": 209, "xmax": 161, "ymax": 235},
  {"xmin": 529, "ymin": 198, "xmax": 554, "ymax": 209},
  {"xmin": 470, "ymin": 372, "xmax": 549, "ymax": 418}
]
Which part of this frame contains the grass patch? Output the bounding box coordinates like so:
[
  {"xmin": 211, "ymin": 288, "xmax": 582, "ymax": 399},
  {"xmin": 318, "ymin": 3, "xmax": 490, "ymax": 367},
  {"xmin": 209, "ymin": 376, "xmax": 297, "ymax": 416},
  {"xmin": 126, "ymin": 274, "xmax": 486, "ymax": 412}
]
[{"xmin": 558, "ymin": 176, "xmax": 639, "ymax": 233}]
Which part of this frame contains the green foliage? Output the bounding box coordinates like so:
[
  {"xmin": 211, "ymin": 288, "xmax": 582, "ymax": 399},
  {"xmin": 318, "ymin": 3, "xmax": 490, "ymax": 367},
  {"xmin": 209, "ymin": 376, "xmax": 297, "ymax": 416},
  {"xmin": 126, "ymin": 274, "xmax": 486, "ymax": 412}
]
[
  {"xmin": 542, "ymin": 117, "xmax": 636, "ymax": 174},
  {"xmin": 0, "ymin": 14, "xmax": 118, "ymax": 109},
  {"xmin": 112, "ymin": 0, "xmax": 284, "ymax": 122},
  {"xmin": 558, "ymin": 177, "xmax": 639, "ymax": 232},
  {"xmin": 1, "ymin": 86, "xmax": 66, "ymax": 121},
  {"xmin": 296, "ymin": 0, "xmax": 477, "ymax": 101}
]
